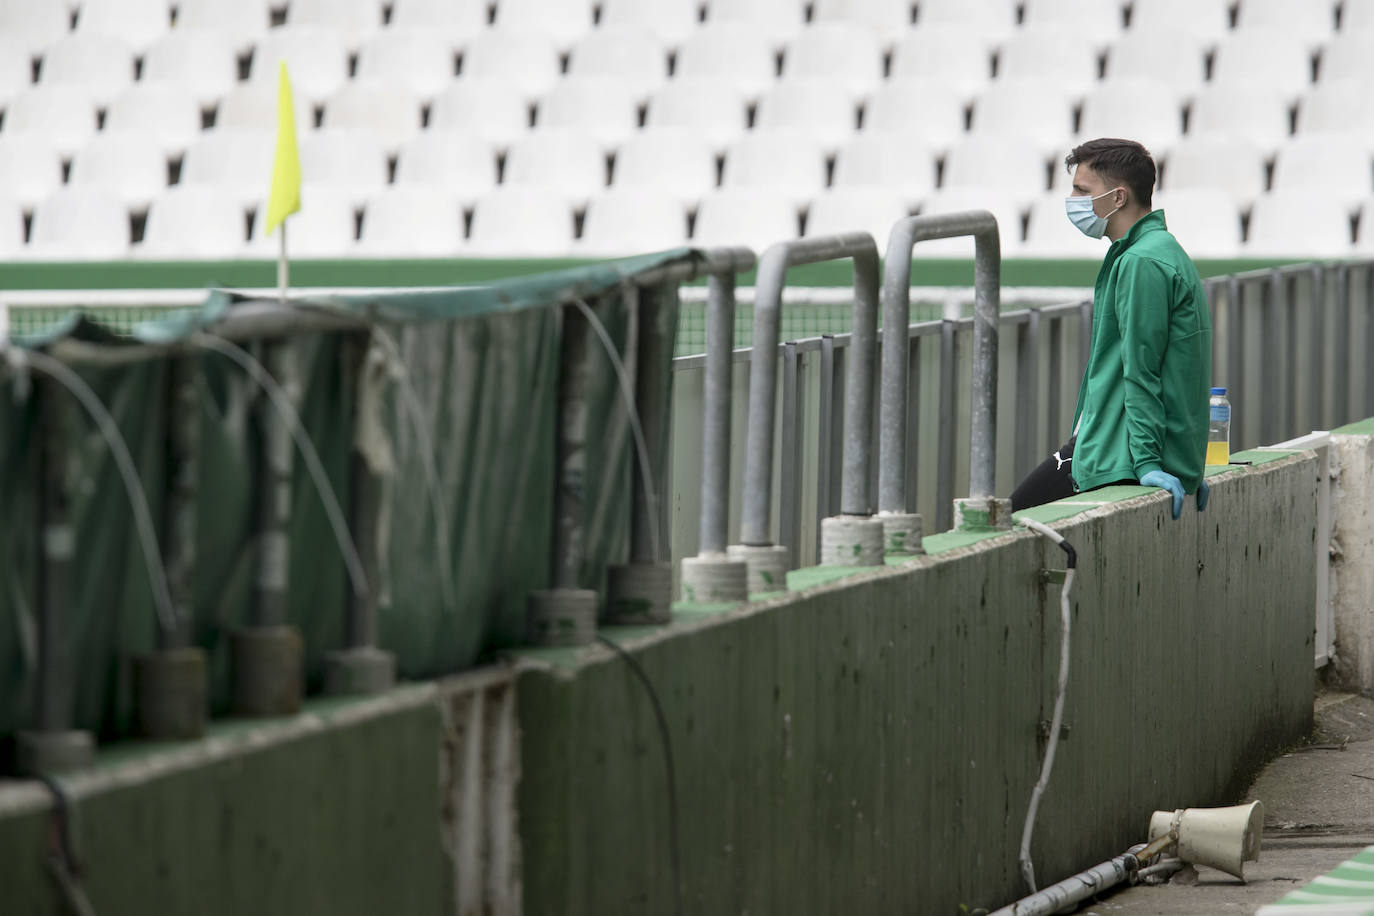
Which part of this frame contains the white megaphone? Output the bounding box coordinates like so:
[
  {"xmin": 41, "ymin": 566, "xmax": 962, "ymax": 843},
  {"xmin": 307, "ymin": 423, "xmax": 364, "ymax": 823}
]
[{"xmin": 1146, "ymin": 801, "xmax": 1264, "ymax": 880}]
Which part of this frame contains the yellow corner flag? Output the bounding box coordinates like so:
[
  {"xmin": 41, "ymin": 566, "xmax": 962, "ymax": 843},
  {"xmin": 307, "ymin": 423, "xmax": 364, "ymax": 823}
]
[{"xmin": 264, "ymin": 61, "xmax": 301, "ymax": 237}]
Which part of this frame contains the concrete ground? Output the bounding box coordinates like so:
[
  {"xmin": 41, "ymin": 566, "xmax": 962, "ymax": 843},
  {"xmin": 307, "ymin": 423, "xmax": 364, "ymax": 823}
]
[{"xmin": 1081, "ymin": 692, "xmax": 1374, "ymax": 914}]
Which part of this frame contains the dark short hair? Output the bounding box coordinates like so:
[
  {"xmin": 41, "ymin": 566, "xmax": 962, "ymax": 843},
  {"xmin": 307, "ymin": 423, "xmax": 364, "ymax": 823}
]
[{"xmin": 1066, "ymin": 138, "xmax": 1156, "ymax": 208}]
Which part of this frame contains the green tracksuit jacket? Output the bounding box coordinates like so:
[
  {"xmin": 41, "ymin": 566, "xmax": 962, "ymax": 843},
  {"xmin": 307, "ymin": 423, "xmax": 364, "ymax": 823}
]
[{"xmin": 1070, "ymin": 210, "xmax": 1212, "ymax": 494}]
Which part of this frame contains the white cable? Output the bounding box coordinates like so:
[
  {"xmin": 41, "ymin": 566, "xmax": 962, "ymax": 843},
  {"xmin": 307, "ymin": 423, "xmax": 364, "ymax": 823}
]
[{"xmin": 1015, "ymin": 517, "xmax": 1076, "ymax": 894}]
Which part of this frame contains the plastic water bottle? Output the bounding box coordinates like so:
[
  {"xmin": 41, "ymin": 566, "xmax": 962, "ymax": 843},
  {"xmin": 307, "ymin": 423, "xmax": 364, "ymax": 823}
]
[{"xmin": 1207, "ymin": 386, "xmax": 1230, "ymax": 466}]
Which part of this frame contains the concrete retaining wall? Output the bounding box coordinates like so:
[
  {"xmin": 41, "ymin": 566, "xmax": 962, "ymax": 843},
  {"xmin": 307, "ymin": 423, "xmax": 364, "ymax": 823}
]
[
  {"xmin": 0, "ymin": 452, "xmax": 1319, "ymax": 915},
  {"xmin": 1331, "ymin": 419, "xmax": 1374, "ymax": 691}
]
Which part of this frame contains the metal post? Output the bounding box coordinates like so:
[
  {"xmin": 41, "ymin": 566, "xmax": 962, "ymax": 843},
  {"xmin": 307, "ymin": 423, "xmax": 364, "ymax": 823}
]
[
  {"xmin": 1333, "ymin": 265, "xmax": 1350, "ymax": 426},
  {"xmin": 936, "ymin": 318, "xmax": 957, "ymax": 534},
  {"xmin": 1226, "ymin": 276, "xmax": 1245, "ymax": 448},
  {"xmin": 816, "ymin": 334, "xmax": 837, "ymax": 552},
  {"xmin": 1014, "ymin": 309, "xmax": 1041, "ymax": 483},
  {"xmin": 903, "ymin": 334, "xmax": 921, "ymax": 516},
  {"xmin": 1046, "ymin": 314, "xmax": 1062, "ymax": 446},
  {"xmin": 1309, "ymin": 265, "xmax": 1326, "ymax": 430},
  {"xmin": 1262, "ymin": 270, "xmax": 1282, "ymax": 445},
  {"xmin": 779, "ymin": 341, "xmax": 801, "ymax": 568}
]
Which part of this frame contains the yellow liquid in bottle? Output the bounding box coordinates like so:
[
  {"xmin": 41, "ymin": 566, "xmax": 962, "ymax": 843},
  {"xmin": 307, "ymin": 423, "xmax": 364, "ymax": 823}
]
[{"xmin": 1206, "ymin": 440, "xmax": 1230, "ymax": 466}]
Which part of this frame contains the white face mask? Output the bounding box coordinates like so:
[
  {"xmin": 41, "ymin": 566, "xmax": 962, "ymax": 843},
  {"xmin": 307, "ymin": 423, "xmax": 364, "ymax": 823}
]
[{"xmin": 1065, "ymin": 188, "xmax": 1123, "ymax": 239}]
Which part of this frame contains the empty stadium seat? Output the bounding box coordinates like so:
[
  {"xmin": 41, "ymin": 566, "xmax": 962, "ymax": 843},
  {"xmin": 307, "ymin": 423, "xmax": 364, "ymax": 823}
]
[
  {"xmin": 248, "ymin": 26, "xmax": 351, "ymax": 105},
  {"xmin": 36, "ymin": 32, "xmax": 136, "ymax": 106},
  {"xmin": 537, "ymin": 77, "xmax": 644, "ymax": 149},
  {"xmin": 283, "ymin": 0, "xmax": 385, "ymax": 52},
  {"xmin": 706, "ymin": 0, "xmax": 808, "ymax": 49},
  {"xmin": 1246, "ymin": 189, "xmax": 1352, "ymax": 256},
  {"xmin": 599, "ymin": 0, "xmax": 702, "ymax": 46},
  {"xmin": 503, "ymin": 129, "xmax": 609, "ymax": 204},
  {"xmin": 832, "ymin": 131, "xmax": 938, "ymax": 205},
  {"xmin": 780, "ymin": 22, "xmax": 884, "ymax": 96},
  {"xmin": 1297, "ymin": 80, "xmax": 1374, "ymax": 142},
  {"xmin": 0, "ymin": 0, "xmax": 72, "ymax": 57},
  {"xmin": 889, "ymin": 27, "xmax": 994, "ymax": 98},
  {"xmin": 74, "ymin": 0, "xmax": 171, "ymax": 51},
  {"xmin": 1319, "ymin": 31, "xmax": 1374, "ymax": 83},
  {"xmin": 1020, "ymin": 193, "xmax": 1106, "ymax": 257},
  {"xmin": 755, "ymin": 80, "xmax": 860, "ymax": 152},
  {"xmin": 942, "ymin": 136, "xmax": 1051, "ymax": 202},
  {"xmin": 995, "ymin": 26, "xmax": 1102, "ymax": 95},
  {"xmin": 491, "ymin": 0, "xmax": 594, "ymax": 50},
  {"xmin": 355, "ymin": 29, "xmax": 459, "ymax": 98},
  {"xmin": 1020, "ymin": 0, "xmax": 1126, "ymax": 47},
  {"xmin": 578, "ymin": 188, "xmax": 688, "ymax": 255},
  {"xmin": 805, "ymin": 187, "xmax": 909, "ymax": 242},
  {"xmin": 915, "ymin": 0, "xmax": 1017, "ymax": 40},
  {"xmin": 67, "ymin": 133, "xmax": 170, "ymax": 209},
  {"xmin": 1188, "ymin": 84, "xmax": 1294, "ymax": 149},
  {"xmin": 296, "ymin": 127, "xmax": 390, "ymax": 204},
  {"xmin": 394, "ymin": 131, "xmax": 500, "ymax": 202},
  {"xmin": 813, "ymin": 0, "xmax": 914, "ymax": 41},
  {"xmin": 675, "ymin": 22, "xmax": 779, "ymax": 99},
  {"xmin": 3, "ymin": 86, "xmax": 100, "ymax": 156},
  {"xmin": 1270, "ymin": 133, "xmax": 1374, "ymax": 207},
  {"xmin": 0, "ymin": 196, "xmax": 24, "ymax": 258},
  {"xmin": 1342, "ymin": 2, "xmax": 1374, "ymax": 31},
  {"xmin": 862, "ymin": 80, "xmax": 967, "ymax": 152},
  {"xmin": 179, "ymin": 128, "xmax": 276, "ymax": 207},
  {"xmin": 692, "ymin": 188, "xmax": 800, "ymax": 249},
  {"xmin": 387, "ymin": 0, "xmax": 488, "ymax": 44},
  {"xmin": 216, "ymin": 80, "xmax": 315, "ymax": 133},
  {"xmin": 0, "ymin": 35, "xmax": 34, "ymax": 106},
  {"xmin": 136, "ymin": 186, "xmax": 248, "ymax": 258},
  {"xmin": 460, "ymin": 28, "xmax": 562, "ymax": 99},
  {"xmin": 1076, "ymin": 79, "xmax": 1184, "ymax": 155},
  {"xmin": 1160, "ymin": 134, "xmax": 1267, "ymax": 207},
  {"xmin": 26, "ymin": 189, "xmax": 129, "ymax": 260},
  {"xmin": 141, "ymin": 29, "xmax": 240, "ymax": 109},
  {"xmin": 912, "ymin": 187, "xmax": 1024, "ymax": 256},
  {"xmin": 720, "ymin": 130, "xmax": 829, "ymax": 203},
  {"xmin": 246, "ymin": 187, "xmax": 360, "ymax": 258},
  {"xmin": 1149, "ymin": 189, "xmax": 1243, "ymax": 258},
  {"xmin": 1356, "ymin": 198, "xmax": 1374, "ymax": 255},
  {"xmin": 968, "ymin": 80, "xmax": 1076, "ymax": 155},
  {"xmin": 611, "ymin": 127, "xmax": 718, "ymax": 204},
  {"xmin": 1210, "ymin": 29, "xmax": 1315, "ymax": 98},
  {"xmin": 1234, "ymin": 0, "xmax": 1336, "ymax": 49},
  {"xmin": 566, "ymin": 25, "xmax": 670, "ymax": 97},
  {"xmin": 466, "ymin": 187, "xmax": 574, "ymax": 255},
  {"xmin": 428, "ymin": 80, "xmax": 532, "ymax": 148},
  {"xmin": 1102, "ymin": 28, "xmax": 1208, "ymax": 100},
  {"xmin": 643, "ymin": 79, "xmax": 750, "ymax": 152},
  {"xmin": 319, "ymin": 80, "xmax": 424, "ymax": 154},
  {"xmin": 0, "ymin": 135, "xmax": 66, "ymax": 208},
  {"xmin": 356, "ymin": 187, "xmax": 466, "ymax": 256},
  {"xmin": 1126, "ymin": 0, "xmax": 1231, "ymax": 42}
]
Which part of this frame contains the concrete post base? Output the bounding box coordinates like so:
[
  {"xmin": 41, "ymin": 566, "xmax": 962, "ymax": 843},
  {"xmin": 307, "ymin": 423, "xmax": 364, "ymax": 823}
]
[
  {"xmin": 606, "ymin": 563, "xmax": 672, "ymax": 625},
  {"xmin": 17, "ymin": 729, "xmax": 95, "ymax": 776},
  {"xmin": 231, "ymin": 625, "xmax": 304, "ymax": 717},
  {"xmin": 954, "ymin": 496, "xmax": 1015, "ymax": 532},
  {"xmin": 819, "ymin": 515, "xmax": 885, "ymax": 566},
  {"xmin": 726, "ymin": 543, "xmax": 791, "ymax": 594},
  {"xmin": 879, "ymin": 512, "xmax": 926, "ymax": 556},
  {"xmin": 527, "ymin": 588, "xmax": 598, "ymax": 647},
  {"xmin": 323, "ymin": 646, "xmax": 397, "ymax": 696},
  {"xmin": 680, "ymin": 553, "xmax": 749, "ymax": 604},
  {"xmin": 135, "ymin": 646, "xmax": 208, "ymax": 739}
]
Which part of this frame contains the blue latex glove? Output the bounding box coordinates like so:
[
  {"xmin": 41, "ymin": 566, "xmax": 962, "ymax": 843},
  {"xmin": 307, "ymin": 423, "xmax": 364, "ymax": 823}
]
[
  {"xmin": 1140, "ymin": 469, "xmax": 1185, "ymax": 520},
  {"xmin": 1197, "ymin": 478, "xmax": 1210, "ymax": 512}
]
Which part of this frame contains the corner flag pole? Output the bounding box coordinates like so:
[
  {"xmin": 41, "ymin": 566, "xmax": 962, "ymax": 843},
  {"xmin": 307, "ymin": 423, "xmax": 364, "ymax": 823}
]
[
  {"xmin": 278, "ymin": 222, "xmax": 288, "ymax": 304},
  {"xmin": 264, "ymin": 61, "xmax": 301, "ymax": 305}
]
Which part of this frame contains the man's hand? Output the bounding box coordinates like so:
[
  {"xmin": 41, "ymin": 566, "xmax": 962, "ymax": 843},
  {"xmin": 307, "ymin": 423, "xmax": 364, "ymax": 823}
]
[
  {"xmin": 1197, "ymin": 479, "xmax": 1210, "ymax": 512},
  {"xmin": 1140, "ymin": 470, "xmax": 1185, "ymax": 520}
]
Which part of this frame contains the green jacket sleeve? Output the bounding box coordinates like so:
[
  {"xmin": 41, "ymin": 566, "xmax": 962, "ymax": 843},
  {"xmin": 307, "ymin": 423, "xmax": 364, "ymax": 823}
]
[{"xmin": 1114, "ymin": 255, "xmax": 1172, "ymax": 479}]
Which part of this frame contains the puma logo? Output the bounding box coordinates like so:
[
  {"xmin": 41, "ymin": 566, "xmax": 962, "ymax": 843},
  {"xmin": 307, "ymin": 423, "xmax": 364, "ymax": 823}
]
[{"xmin": 1053, "ymin": 450, "xmax": 1072, "ymax": 471}]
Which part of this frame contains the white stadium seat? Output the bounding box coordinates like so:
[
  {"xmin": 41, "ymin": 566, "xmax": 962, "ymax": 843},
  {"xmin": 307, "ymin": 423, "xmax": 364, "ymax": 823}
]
[
  {"xmin": 105, "ymin": 84, "xmax": 203, "ymax": 157},
  {"xmin": 720, "ymin": 130, "xmax": 829, "ymax": 203},
  {"xmin": 356, "ymin": 188, "xmax": 466, "ymax": 257},
  {"xmin": 1246, "ymin": 189, "xmax": 1353, "ymax": 257},
  {"xmin": 942, "ymin": 136, "xmax": 1052, "ymax": 202},
  {"xmin": 0, "ymin": 136, "xmax": 67, "ymax": 208},
  {"xmin": 73, "ymin": 0, "xmax": 171, "ymax": 51},
  {"xmin": 394, "ymin": 131, "xmax": 500, "ymax": 202},
  {"xmin": 1102, "ymin": 28, "xmax": 1208, "ymax": 100},
  {"xmin": 355, "ymin": 29, "xmax": 459, "ymax": 98},
  {"xmin": 1020, "ymin": 0, "xmax": 1125, "ymax": 47},
  {"xmin": 566, "ymin": 26, "xmax": 669, "ymax": 98},
  {"xmin": 141, "ymin": 29, "xmax": 240, "ymax": 109},
  {"xmin": 706, "ymin": 0, "xmax": 808, "ymax": 49},
  {"xmin": 1149, "ymin": 190, "xmax": 1243, "ymax": 258},
  {"xmin": 296, "ymin": 128, "xmax": 390, "ymax": 204},
  {"xmin": 0, "ymin": 0, "xmax": 72, "ymax": 57},
  {"xmin": 1269, "ymin": 133, "xmax": 1374, "ymax": 207},
  {"xmin": 968, "ymin": 80, "xmax": 1077, "ymax": 156},
  {"xmin": 644, "ymin": 79, "xmax": 751, "ymax": 152},
  {"xmin": 1297, "ymin": 81, "xmax": 1374, "ymax": 143},
  {"xmin": 491, "ymin": 0, "xmax": 593, "ymax": 50},
  {"xmin": 502, "ymin": 129, "xmax": 609, "ymax": 204},
  {"xmin": 387, "ymin": 0, "xmax": 488, "ymax": 45},
  {"xmin": 692, "ymin": 188, "xmax": 800, "ymax": 249},
  {"xmin": 0, "ymin": 196, "xmax": 24, "ymax": 259},
  {"xmin": 755, "ymin": 79, "xmax": 861, "ymax": 152},
  {"xmin": 804, "ymin": 188, "xmax": 910, "ymax": 242},
  {"xmin": 215, "ymin": 81, "xmax": 315, "ymax": 134},
  {"xmin": 1160, "ymin": 134, "xmax": 1267, "ymax": 207},
  {"xmin": 813, "ymin": 0, "xmax": 914, "ymax": 40},
  {"xmin": 1188, "ymin": 84, "xmax": 1294, "ymax": 149},
  {"xmin": 912, "ymin": 187, "xmax": 1024, "ymax": 256},
  {"xmin": 578, "ymin": 188, "xmax": 688, "ymax": 255},
  {"xmin": 611, "ymin": 127, "xmax": 718, "ymax": 204},
  {"xmin": 1356, "ymin": 197, "xmax": 1374, "ymax": 255},
  {"xmin": 1126, "ymin": 0, "xmax": 1231, "ymax": 43},
  {"xmin": 0, "ymin": 35, "xmax": 34, "ymax": 106},
  {"xmin": 429, "ymin": 81, "xmax": 532, "ymax": 148},
  {"xmin": 179, "ymin": 128, "xmax": 276, "ymax": 207},
  {"xmin": 1020, "ymin": 193, "xmax": 1106, "ymax": 258},
  {"xmin": 319, "ymin": 79, "xmax": 425, "ymax": 154},
  {"xmin": 916, "ymin": 0, "xmax": 1018, "ymax": 41},
  {"xmin": 863, "ymin": 80, "xmax": 968, "ymax": 153},
  {"xmin": 675, "ymin": 23, "xmax": 779, "ymax": 100},
  {"xmin": 536, "ymin": 77, "xmax": 644, "ymax": 150},
  {"xmin": 460, "ymin": 28, "xmax": 562, "ymax": 99},
  {"xmin": 599, "ymin": 0, "xmax": 702, "ymax": 46},
  {"xmin": 833, "ymin": 131, "xmax": 939, "ymax": 206},
  {"xmin": 466, "ymin": 187, "xmax": 575, "ymax": 255},
  {"xmin": 889, "ymin": 27, "xmax": 994, "ymax": 98},
  {"xmin": 1320, "ymin": 31, "xmax": 1374, "ymax": 83},
  {"xmin": 26, "ymin": 189, "xmax": 129, "ymax": 260},
  {"xmin": 780, "ymin": 22, "xmax": 884, "ymax": 97},
  {"xmin": 3, "ymin": 86, "xmax": 100, "ymax": 156},
  {"xmin": 1076, "ymin": 79, "xmax": 1184, "ymax": 155},
  {"xmin": 248, "ymin": 26, "xmax": 351, "ymax": 106},
  {"xmin": 1210, "ymin": 29, "xmax": 1315, "ymax": 98},
  {"xmin": 68, "ymin": 133, "xmax": 170, "ymax": 209},
  {"xmin": 995, "ymin": 26, "xmax": 1102, "ymax": 95},
  {"xmin": 246, "ymin": 188, "xmax": 360, "ymax": 258},
  {"xmin": 175, "ymin": 0, "xmax": 273, "ymax": 55},
  {"xmin": 1234, "ymin": 0, "xmax": 1336, "ymax": 50},
  {"xmin": 137, "ymin": 186, "xmax": 248, "ymax": 259},
  {"xmin": 283, "ymin": 0, "xmax": 385, "ymax": 52},
  {"xmin": 37, "ymin": 32, "xmax": 136, "ymax": 106}
]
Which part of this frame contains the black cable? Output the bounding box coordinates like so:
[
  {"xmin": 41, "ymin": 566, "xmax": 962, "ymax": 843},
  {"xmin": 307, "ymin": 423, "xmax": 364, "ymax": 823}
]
[
  {"xmin": 597, "ymin": 634, "xmax": 685, "ymax": 916},
  {"xmin": 36, "ymin": 773, "xmax": 98, "ymax": 916}
]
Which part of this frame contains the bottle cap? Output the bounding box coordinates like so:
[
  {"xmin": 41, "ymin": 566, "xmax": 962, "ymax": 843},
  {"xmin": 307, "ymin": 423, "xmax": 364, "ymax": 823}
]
[{"xmin": 1210, "ymin": 386, "xmax": 1227, "ymax": 396}]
